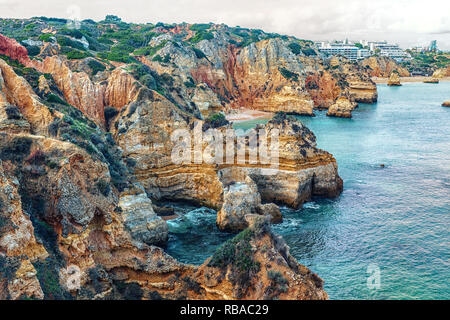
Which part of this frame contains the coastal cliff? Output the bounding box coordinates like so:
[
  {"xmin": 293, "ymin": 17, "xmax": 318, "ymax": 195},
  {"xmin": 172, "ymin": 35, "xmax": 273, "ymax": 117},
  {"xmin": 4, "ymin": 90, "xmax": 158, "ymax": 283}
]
[
  {"xmin": 0, "ymin": 18, "xmax": 360, "ymax": 300},
  {"xmin": 361, "ymin": 56, "xmax": 410, "ymax": 78}
]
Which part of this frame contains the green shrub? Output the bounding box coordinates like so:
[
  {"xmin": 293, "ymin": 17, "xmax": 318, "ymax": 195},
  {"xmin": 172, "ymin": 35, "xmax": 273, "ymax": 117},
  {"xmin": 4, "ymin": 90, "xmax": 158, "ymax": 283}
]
[
  {"xmin": 288, "ymin": 42, "xmax": 302, "ymax": 55},
  {"xmin": 279, "ymin": 67, "xmax": 299, "ymax": 81},
  {"xmin": 57, "ymin": 35, "xmax": 86, "ymax": 51},
  {"xmin": 38, "ymin": 33, "xmax": 54, "ymax": 42},
  {"xmin": 65, "ymin": 49, "xmax": 90, "ymax": 60},
  {"xmin": 33, "ymin": 258, "xmax": 70, "ymax": 300},
  {"xmin": 189, "ymin": 24, "xmax": 211, "ymax": 32},
  {"xmin": 96, "ymin": 179, "xmax": 111, "ymax": 196},
  {"xmin": 87, "ymin": 59, "xmax": 106, "ymax": 75},
  {"xmin": 0, "ymin": 136, "xmax": 32, "ymax": 161},
  {"xmin": 46, "ymin": 93, "xmax": 68, "ymax": 105},
  {"xmin": 25, "ymin": 45, "xmax": 41, "ymax": 56},
  {"xmin": 189, "ymin": 31, "xmax": 214, "ymax": 43},
  {"xmin": 152, "ymin": 54, "xmax": 163, "ymax": 62},
  {"xmin": 302, "ymin": 47, "xmax": 316, "ymax": 56},
  {"xmin": 192, "ymin": 47, "xmax": 206, "ymax": 59},
  {"xmin": 184, "ymin": 77, "xmax": 196, "ymax": 88},
  {"xmin": 208, "ymin": 228, "xmax": 260, "ymax": 273},
  {"xmin": 208, "ymin": 228, "xmax": 260, "ymax": 297},
  {"xmin": 204, "ymin": 112, "xmax": 229, "ymax": 129}
]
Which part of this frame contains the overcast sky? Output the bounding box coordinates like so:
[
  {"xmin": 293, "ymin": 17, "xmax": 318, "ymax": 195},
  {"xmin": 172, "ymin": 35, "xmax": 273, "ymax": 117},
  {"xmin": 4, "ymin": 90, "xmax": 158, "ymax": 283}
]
[{"xmin": 1, "ymin": 0, "xmax": 449, "ymax": 49}]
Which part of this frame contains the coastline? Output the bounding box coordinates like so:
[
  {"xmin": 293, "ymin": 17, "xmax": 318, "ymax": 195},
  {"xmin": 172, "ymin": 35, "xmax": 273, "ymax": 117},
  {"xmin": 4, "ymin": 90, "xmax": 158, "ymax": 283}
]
[
  {"xmin": 225, "ymin": 108, "xmax": 273, "ymax": 122},
  {"xmin": 372, "ymin": 76, "xmax": 450, "ymax": 84}
]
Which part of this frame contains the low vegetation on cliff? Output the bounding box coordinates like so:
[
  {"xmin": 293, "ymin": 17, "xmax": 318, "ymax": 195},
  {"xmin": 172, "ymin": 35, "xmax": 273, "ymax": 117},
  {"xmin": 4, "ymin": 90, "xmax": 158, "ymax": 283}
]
[{"xmin": 0, "ymin": 15, "xmax": 351, "ymax": 300}]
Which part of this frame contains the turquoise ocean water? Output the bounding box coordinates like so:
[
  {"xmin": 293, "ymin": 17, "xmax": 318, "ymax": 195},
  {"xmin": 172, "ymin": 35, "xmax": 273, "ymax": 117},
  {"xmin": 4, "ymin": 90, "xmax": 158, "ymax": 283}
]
[{"xmin": 166, "ymin": 83, "xmax": 450, "ymax": 299}]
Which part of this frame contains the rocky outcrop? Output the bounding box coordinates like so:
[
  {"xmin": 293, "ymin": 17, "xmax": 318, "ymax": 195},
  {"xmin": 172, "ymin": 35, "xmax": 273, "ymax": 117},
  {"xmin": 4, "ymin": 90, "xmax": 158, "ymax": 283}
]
[
  {"xmin": 361, "ymin": 56, "xmax": 410, "ymax": 78},
  {"xmin": 442, "ymin": 101, "xmax": 450, "ymax": 107},
  {"xmin": 118, "ymin": 187, "xmax": 169, "ymax": 246},
  {"xmin": 423, "ymin": 77, "xmax": 439, "ymax": 83},
  {"xmin": 110, "ymin": 83, "xmax": 342, "ymax": 211},
  {"xmin": 305, "ymin": 57, "xmax": 377, "ymax": 107},
  {"xmin": 0, "ymin": 22, "xmax": 349, "ymax": 300},
  {"xmin": 387, "ymin": 72, "xmax": 401, "ymax": 86},
  {"xmin": 191, "ymin": 83, "xmax": 223, "ymax": 117},
  {"xmin": 0, "ymin": 59, "xmax": 54, "ymax": 134},
  {"xmin": 432, "ymin": 66, "xmax": 450, "ymax": 78},
  {"xmin": 195, "ymin": 216, "xmax": 328, "ymax": 299},
  {"xmin": 245, "ymin": 116, "xmax": 343, "ymax": 208},
  {"xmin": 1, "ymin": 139, "xmax": 327, "ymax": 300},
  {"xmin": 327, "ymin": 96, "xmax": 357, "ymax": 118},
  {"xmin": 0, "ymin": 160, "xmax": 49, "ymax": 300},
  {"xmin": 217, "ymin": 172, "xmax": 281, "ymax": 232},
  {"xmin": 0, "ymin": 34, "xmax": 33, "ymax": 67},
  {"xmin": 38, "ymin": 56, "xmax": 139, "ymax": 126}
]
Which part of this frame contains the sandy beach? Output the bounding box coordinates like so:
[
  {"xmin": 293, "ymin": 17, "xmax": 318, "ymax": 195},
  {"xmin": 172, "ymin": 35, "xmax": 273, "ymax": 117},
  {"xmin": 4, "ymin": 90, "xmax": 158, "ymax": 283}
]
[
  {"xmin": 372, "ymin": 76, "xmax": 450, "ymax": 84},
  {"xmin": 225, "ymin": 108, "xmax": 273, "ymax": 122}
]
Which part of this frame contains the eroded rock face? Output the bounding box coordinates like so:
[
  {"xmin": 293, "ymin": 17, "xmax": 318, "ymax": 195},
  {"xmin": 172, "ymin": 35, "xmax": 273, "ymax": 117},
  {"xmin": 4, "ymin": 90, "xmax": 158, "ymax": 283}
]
[
  {"xmin": 39, "ymin": 56, "xmax": 139, "ymax": 126},
  {"xmin": 305, "ymin": 57, "xmax": 377, "ymax": 108},
  {"xmin": 387, "ymin": 72, "xmax": 401, "ymax": 86},
  {"xmin": 196, "ymin": 216, "xmax": 328, "ymax": 299},
  {"xmin": 361, "ymin": 56, "xmax": 410, "ymax": 77},
  {"xmin": 0, "ymin": 34, "xmax": 33, "ymax": 67},
  {"xmin": 0, "ymin": 27, "xmax": 343, "ymax": 300},
  {"xmin": 432, "ymin": 67, "xmax": 450, "ymax": 78},
  {"xmin": 246, "ymin": 116, "xmax": 343, "ymax": 208},
  {"xmin": 216, "ymin": 172, "xmax": 282, "ymax": 232},
  {"xmin": 442, "ymin": 101, "xmax": 450, "ymax": 107},
  {"xmin": 0, "ymin": 59, "xmax": 54, "ymax": 134},
  {"xmin": 118, "ymin": 188, "xmax": 168, "ymax": 246},
  {"xmin": 227, "ymin": 39, "xmax": 315, "ymax": 115},
  {"xmin": 327, "ymin": 96, "xmax": 357, "ymax": 118},
  {"xmin": 0, "ymin": 160, "xmax": 48, "ymax": 300}
]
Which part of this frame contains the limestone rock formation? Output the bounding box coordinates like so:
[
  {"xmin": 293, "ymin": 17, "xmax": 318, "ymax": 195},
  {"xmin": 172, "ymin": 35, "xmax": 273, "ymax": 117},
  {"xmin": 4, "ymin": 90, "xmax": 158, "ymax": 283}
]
[
  {"xmin": 0, "ymin": 20, "xmax": 355, "ymax": 300},
  {"xmin": 0, "ymin": 160, "xmax": 48, "ymax": 300},
  {"xmin": 217, "ymin": 174, "xmax": 281, "ymax": 232},
  {"xmin": 195, "ymin": 216, "xmax": 328, "ymax": 299},
  {"xmin": 423, "ymin": 77, "xmax": 439, "ymax": 83},
  {"xmin": 0, "ymin": 34, "xmax": 33, "ymax": 67},
  {"xmin": 305, "ymin": 57, "xmax": 377, "ymax": 108},
  {"xmin": 327, "ymin": 96, "xmax": 357, "ymax": 118},
  {"xmin": 387, "ymin": 72, "xmax": 402, "ymax": 86},
  {"xmin": 432, "ymin": 67, "xmax": 450, "ymax": 78},
  {"xmin": 0, "ymin": 59, "xmax": 54, "ymax": 134},
  {"xmin": 361, "ymin": 56, "xmax": 410, "ymax": 78},
  {"xmin": 118, "ymin": 188, "xmax": 169, "ymax": 246},
  {"xmin": 246, "ymin": 115, "xmax": 343, "ymax": 208}
]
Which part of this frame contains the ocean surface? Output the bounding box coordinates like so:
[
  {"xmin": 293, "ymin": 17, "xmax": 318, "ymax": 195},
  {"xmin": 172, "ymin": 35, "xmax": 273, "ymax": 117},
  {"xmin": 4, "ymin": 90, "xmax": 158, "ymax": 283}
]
[{"xmin": 166, "ymin": 82, "xmax": 450, "ymax": 299}]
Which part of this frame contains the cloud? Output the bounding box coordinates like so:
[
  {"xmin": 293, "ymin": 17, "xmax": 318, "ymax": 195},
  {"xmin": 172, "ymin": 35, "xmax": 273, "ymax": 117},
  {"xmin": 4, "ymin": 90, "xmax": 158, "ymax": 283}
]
[{"xmin": 1, "ymin": 0, "xmax": 449, "ymax": 49}]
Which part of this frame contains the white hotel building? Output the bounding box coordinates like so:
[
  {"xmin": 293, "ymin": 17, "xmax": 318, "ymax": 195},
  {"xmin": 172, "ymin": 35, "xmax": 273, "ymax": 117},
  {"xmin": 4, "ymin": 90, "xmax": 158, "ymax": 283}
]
[
  {"xmin": 316, "ymin": 40, "xmax": 410, "ymax": 62},
  {"xmin": 315, "ymin": 41, "xmax": 370, "ymax": 61}
]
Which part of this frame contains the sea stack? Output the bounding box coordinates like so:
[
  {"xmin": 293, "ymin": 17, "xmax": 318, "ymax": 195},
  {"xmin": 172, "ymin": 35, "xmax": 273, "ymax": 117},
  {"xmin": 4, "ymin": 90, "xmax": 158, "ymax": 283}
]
[
  {"xmin": 387, "ymin": 72, "xmax": 401, "ymax": 86},
  {"xmin": 442, "ymin": 101, "xmax": 450, "ymax": 107},
  {"xmin": 326, "ymin": 96, "xmax": 357, "ymax": 118}
]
